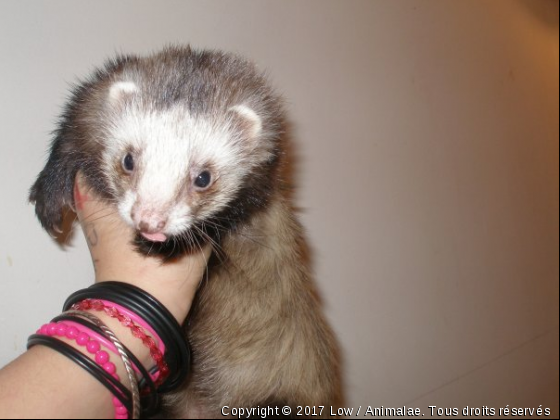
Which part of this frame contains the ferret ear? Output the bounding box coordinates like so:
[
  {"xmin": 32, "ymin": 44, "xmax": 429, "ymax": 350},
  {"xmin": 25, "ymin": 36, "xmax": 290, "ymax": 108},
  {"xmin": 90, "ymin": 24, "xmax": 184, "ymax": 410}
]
[
  {"xmin": 108, "ymin": 81, "xmax": 138, "ymax": 104},
  {"xmin": 228, "ymin": 104, "xmax": 263, "ymax": 140}
]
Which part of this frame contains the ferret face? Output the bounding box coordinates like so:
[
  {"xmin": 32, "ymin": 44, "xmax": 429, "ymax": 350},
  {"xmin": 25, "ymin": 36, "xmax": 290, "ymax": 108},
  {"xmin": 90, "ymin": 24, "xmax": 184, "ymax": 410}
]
[
  {"xmin": 102, "ymin": 80, "xmax": 272, "ymax": 244},
  {"xmin": 29, "ymin": 48, "xmax": 283, "ymax": 256}
]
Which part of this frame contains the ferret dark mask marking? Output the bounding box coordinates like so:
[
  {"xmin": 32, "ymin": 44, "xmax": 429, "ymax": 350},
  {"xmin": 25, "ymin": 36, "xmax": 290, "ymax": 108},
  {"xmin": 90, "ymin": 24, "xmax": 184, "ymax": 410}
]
[{"xmin": 30, "ymin": 46, "xmax": 341, "ymax": 417}]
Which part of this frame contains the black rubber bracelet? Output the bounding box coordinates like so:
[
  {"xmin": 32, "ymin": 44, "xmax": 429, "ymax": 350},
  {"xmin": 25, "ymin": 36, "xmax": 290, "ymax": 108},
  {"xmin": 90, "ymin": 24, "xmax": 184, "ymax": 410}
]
[
  {"xmin": 87, "ymin": 282, "xmax": 190, "ymax": 393},
  {"xmin": 63, "ymin": 281, "xmax": 190, "ymax": 392},
  {"xmin": 52, "ymin": 314, "xmax": 159, "ymax": 416},
  {"xmin": 27, "ymin": 334, "xmax": 132, "ymax": 412},
  {"xmin": 84, "ymin": 283, "xmax": 190, "ymax": 393},
  {"xmin": 89, "ymin": 282, "xmax": 190, "ymax": 387}
]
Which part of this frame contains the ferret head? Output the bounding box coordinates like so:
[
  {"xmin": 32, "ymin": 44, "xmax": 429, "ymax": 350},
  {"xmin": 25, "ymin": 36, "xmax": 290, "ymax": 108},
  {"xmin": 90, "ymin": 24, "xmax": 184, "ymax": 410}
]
[{"xmin": 80, "ymin": 48, "xmax": 284, "ymax": 257}]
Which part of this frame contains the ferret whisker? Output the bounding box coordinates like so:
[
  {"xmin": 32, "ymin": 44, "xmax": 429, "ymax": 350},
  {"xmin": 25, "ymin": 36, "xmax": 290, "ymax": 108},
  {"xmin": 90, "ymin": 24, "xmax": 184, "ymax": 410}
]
[
  {"xmin": 205, "ymin": 217, "xmax": 270, "ymax": 251},
  {"xmin": 194, "ymin": 225, "xmax": 226, "ymax": 266},
  {"xmin": 88, "ymin": 208, "xmax": 116, "ymax": 219},
  {"xmin": 193, "ymin": 223, "xmax": 221, "ymax": 253}
]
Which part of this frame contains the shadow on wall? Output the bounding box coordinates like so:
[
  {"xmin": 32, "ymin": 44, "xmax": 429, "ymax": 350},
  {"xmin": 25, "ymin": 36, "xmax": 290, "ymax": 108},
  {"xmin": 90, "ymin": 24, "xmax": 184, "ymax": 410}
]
[{"xmin": 517, "ymin": 0, "xmax": 559, "ymax": 30}]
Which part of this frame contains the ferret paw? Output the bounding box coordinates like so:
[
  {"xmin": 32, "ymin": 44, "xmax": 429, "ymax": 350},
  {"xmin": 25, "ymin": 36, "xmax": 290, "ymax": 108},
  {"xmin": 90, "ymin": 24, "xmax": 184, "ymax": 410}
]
[{"xmin": 29, "ymin": 184, "xmax": 66, "ymax": 235}]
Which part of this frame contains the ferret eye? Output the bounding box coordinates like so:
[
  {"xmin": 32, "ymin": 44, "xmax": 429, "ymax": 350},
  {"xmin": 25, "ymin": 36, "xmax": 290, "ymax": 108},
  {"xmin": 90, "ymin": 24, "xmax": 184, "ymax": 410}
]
[
  {"xmin": 122, "ymin": 153, "xmax": 134, "ymax": 173},
  {"xmin": 194, "ymin": 171, "xmax": 212, "ymax": 189}
]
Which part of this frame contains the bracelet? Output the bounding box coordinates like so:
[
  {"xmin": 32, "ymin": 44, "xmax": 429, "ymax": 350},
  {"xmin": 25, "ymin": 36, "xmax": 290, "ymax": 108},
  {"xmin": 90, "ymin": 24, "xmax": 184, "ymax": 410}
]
[
  {"xmin": 70, "ymin": 299, "xmax": 167, "ymax": 386},
  {"xmin": 28, "ymin": 334, "xmax": 132, "ymax": 417},
  {"xmin": 52, "ymin": 314, "xmax": 158, "ymax": 416},
  {"xmin": 29, "ymin": 280, "xmax": 190, "ymax": 418},
  {"xmin": 64, "ymin": 281, "xmax": 190, "ymax": 392},
  {"xmin": 99, "ymin": 299, "xmax": 166, "ymax": 353},
  {"xmin": 86, "ymin": 281, "xmax": 189, "ymax": 391},
  {"xmin": 63, "ymin": 310, "xmax": 141, "ymax": 419}
]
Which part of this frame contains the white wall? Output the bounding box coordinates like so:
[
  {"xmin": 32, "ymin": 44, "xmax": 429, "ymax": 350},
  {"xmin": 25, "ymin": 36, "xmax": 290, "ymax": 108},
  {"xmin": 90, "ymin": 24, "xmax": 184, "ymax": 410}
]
[{"xmin": 0, "ymin": 1, "xmax": 558, "ymax": 417}]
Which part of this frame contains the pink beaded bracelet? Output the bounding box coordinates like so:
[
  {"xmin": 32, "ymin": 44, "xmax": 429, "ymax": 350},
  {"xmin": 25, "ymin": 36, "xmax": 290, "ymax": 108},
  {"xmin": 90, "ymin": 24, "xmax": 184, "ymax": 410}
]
[
  {"xmin": 72, "ymin": 299, "xmax": 169, "ymax": 385},
  {"xmin": 61, "ymin": 320, "xmax": 159, "ymax": 383},
  {"xmin": 37, "ymin": 321, "xmax": 129, "ymax": 419}
]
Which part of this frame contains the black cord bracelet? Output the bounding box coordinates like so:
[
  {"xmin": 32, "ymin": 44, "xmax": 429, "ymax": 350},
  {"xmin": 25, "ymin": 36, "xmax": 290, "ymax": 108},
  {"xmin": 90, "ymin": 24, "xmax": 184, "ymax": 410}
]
[
  {"xmin": 63, "ymin": 283, "xmax": 186, "ymax": 390},
  {"xmin": 63, "ymin": 281, "xmax": 191, "ymax": 392},
  {"xmin": 27, "ymin": 335, "xmax": 132, "ymax": 412},
  {"xmin": 89, "ymin": 282, "xmax": 188, "ymax": 379},
  {"xmin": 52, "ymin": 314, "xmax": 159, "ymax": 416}
]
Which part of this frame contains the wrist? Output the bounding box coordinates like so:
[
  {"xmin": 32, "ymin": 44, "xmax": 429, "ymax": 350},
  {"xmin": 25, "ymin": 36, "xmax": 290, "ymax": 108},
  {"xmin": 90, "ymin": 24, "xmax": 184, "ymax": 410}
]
[
  {"xmin": 29, "ymin": 280, "xmax": 197, "ymax": 418},
  {"xmin": 93, "ymin": 244, "xmax": 210, "ymax": 324}
]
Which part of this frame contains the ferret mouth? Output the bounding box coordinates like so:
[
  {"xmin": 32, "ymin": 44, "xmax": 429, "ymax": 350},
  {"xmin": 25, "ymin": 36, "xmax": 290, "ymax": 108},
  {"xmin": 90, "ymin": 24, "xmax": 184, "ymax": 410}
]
[
  {"xmin": 133, "ymin": 222, "xmax": 218, "ymax": 259},
  {"xmin": 133, "ymin": 229, "xmax": 206, "ymax": 260},
  {"xmin": 140, "ymin": 231, "xmax": 168, "ymax": 242}
]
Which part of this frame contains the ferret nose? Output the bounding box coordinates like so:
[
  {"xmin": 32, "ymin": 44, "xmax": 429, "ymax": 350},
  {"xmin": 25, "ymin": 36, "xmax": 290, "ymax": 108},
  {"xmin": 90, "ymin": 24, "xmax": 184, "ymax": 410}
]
[
  {"xmin": 138, "ymin": 219, "xmax": 167, "ymax": 233},
  {"xmin": 132, "ymin": 207, "xmax": 168, "ymax": 233}
]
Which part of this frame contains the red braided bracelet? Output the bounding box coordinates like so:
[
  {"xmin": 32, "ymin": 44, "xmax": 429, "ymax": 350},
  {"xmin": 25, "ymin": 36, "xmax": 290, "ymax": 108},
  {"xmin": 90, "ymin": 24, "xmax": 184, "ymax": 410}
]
[{"xmin": 72, "ymin": 299, "xmax": 170, "ymax": 385}]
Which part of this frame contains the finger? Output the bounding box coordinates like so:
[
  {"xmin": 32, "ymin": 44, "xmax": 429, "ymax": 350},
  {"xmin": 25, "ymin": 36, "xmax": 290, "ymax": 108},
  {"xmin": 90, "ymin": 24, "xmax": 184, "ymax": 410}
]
[{"xmin": 74, "ymin": 173, "xmax": 107, "ymax": 223}]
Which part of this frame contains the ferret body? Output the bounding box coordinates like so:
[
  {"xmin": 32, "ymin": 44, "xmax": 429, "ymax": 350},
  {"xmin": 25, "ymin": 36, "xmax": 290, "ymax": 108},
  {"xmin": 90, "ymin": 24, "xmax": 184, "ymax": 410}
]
[{"xmin": 30, "ymin": 46, "xmax": 341, "ymax": 417}]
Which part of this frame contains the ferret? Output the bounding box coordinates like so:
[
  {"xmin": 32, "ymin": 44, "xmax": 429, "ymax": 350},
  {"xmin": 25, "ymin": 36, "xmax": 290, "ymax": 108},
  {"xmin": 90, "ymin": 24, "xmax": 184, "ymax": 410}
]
[{"xmin": 29, "ymin": 46, "xmax": 341, "ymax": 418}]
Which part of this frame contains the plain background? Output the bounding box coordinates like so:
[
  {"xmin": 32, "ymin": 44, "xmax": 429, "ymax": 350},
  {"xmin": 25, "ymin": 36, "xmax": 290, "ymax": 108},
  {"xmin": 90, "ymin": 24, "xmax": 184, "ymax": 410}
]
[{"xmin": 0, "ymin": 1, "xmax": 558, "ymax": 417}]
